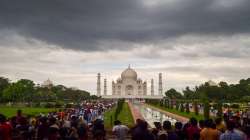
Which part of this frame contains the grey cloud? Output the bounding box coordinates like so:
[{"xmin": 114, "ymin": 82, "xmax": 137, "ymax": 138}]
[
  {"xmin": 0, "ymin": 0, "xmax": 250, "ymax": 51},
  {"xmin": 148, "ymin": 65, "xmax": 250, "ymax": 83}
]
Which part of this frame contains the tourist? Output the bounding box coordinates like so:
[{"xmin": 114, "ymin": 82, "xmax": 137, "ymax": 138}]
[
  {"xmin": 37, "ymin": 117, "xmax": 49, "ymax": 140},
  {"xmin": 199, "ymin": 120, "xmax": 205, "ymax": 130},
  {"xmin": 175, "ymin": 121, "xmax": 185, "ymax": 140},
  {"xmin": 48, "ymin": 117, "xmax": 60, "ymax": 140},
  {"xmin": 112, "ymin": 120, "xmax": 129, "ymax": 140},
  {"xmin": 152, "ymin": 121, "xmax": 164, "ymax": 140},
  {"xmin": 220, "ymin": 120, "xmax": 243, "ymax": 140},
  {"xmin": 16, "ymin": 116, "xmax": 31, "ymax": 140},
  {"xmin": 16, "ymin": 109, "xmax": 23, "ymax": 124},
  {"xmin": 182, "ymin": 122, "xmax": 191, "ymax": 139},
  {"xmin": 200, "ymin": 119, "xmax": 220, "ymax": 140},
  {"xmin": 0, "ymin": 114, "xmax": 12, "ymax": 140},
  {"xmin": 163, "ymin": 120, "xmax": 178, "ymax": 140},
  {"xmin": 77, "ymin": 120, "xmax": 88, "ymax": 140},
  {"xmin": 92, "ymin": 119, "xmax": 106, "ymax": 140},
  {"xmin": 215, "ymin": 118, "xmax": 226, "ymax": 133},
  {"xmin": 131, "ymin": 119, "xmax": 154, "ymax": 140},
  {"xmin": 186, "ymin": 118, "xmax": 200, "ymax": 140}
]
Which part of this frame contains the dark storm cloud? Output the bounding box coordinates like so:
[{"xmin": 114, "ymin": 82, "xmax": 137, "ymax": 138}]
[{"xmin": 0, "ymin": 0, "xmax": 250, "ymax": 51}]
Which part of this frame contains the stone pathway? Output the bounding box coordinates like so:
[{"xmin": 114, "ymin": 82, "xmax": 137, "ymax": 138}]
[{"xmin": 128, "ymin": 101, "xmax": 144, "ymax": 123}]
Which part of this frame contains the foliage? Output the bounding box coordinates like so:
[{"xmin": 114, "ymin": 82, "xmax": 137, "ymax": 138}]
[
  {"xmin": 176, "ymin": 101, "xmax": 180, "ymax": 110},
  {"xmin": 165, "ymin": 88, "xmax": 183, "ymax": 99},
  {"xmin": 114, "ymin": 99, "xmax": 125, "ymax": 120},
  {"xmin": 230, "ymin": 104, "xmax": 240, "ymax": 109},
  {"xmin": 3, "ymin": 79, "xmax": 35, "ymax": 102},
  {"xmin": 216, "ymin": 102, "xmax": 223, "ymax": 118},
  {"xmin": 180, "ymin": 103, "xmax": 184, "ymax": 112},
  {"xmin": 223, "ymin": 104, "xmax": 229, "ymax": 108},
  {"xmin": 183, "ymin": 78, "xmax": 250, "ymax": 102},
  {"xmin": 185, "ymin": 103, "xmax": 190, "ymax": 114},
  {"xmin": 194, "ymin": 101, "xmax": 199, "ymax": 115},
  {"xmin": 183, "ymin": 87, "xmax": 196, "ymax": 99},
  {"xmin": 204, "ymin": 101, "xmax": 210, "ymax": 120},
  {"xmin": 0, "ymin": 77, "xmax": 10, "ymax": 101},
  {"xmin": 104, "ymin": 102, "xmax": 134, "ymax": 129},
  {"xmin": 0, "ymin": 76, "xmax": 93, "ymax": 103},
  {"xmin": 0, "ymin": 106, "xmax": 57, "ymax": 118},
  {"xmin": 44, "ymin": 102, "xmax": 54, "ymax": 108}
]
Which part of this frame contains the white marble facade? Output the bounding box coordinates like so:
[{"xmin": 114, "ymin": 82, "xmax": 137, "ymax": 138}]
[
  {"xmin": 100, "ymin": 66, "xmax": 163, "ymax": 99},
  {"xmin": 112, "ymin": 66, "xmax": 147, "ymax": 96}
]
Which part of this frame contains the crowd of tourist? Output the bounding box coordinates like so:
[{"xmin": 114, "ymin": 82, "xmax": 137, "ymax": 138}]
[
  {"xmin": 112, "ymin": 113, "xmax": 250, "ymax": 140},
  {"xmin": 1, "ymin": 101, "xmax": 250, "ymax": 140},
  {"xmin": 0, "ymin": 100, "xmax": 114, "ymax": 140}
]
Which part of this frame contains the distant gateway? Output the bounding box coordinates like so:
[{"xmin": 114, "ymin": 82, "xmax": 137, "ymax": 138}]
[{"xmin": 97, "ymin": 65, "xmax": 164, "ymax": 99}]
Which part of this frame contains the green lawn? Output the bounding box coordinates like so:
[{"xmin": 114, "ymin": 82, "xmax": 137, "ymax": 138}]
[
  {"xmin": 104, "ymin": 102, "xmax": 134, "ymax": 129},
  {"xmin": 147, "ymin": 103, "xmax": 205, "ymax": 121},
  {"xmin": 0, "ymin": 106, "xmax": 57, "ymax": 118}
]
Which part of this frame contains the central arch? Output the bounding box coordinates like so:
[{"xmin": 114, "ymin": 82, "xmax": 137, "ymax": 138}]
[{"xmin": 125, "ymin": 85, "xmax": 133, "ymax": 95}]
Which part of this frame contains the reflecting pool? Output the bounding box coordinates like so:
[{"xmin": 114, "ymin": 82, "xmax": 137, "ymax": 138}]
[{"xmin": 133, "ymin": 103, "xmax": 177, "ymax": 127}]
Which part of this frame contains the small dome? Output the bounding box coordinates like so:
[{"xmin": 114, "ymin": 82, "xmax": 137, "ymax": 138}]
[
  {"xmin": 42, "ymin": 78, "xmax": 53, "ymax": 87},
  {"xmin": 207, "ymin": 80, "xmax": 218, "ymax": 86},
  {"xmin": 121, "ymin": 65, "xmax": 137, "ymax": 80}
]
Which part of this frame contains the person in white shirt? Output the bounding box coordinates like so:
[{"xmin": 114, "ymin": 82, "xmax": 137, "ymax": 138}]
[{"xmin": 112, "ymin": 120, "xmax": 129, "ymax": 140}]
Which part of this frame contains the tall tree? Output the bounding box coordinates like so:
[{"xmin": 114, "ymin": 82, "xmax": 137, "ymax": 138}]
[
  {"xmin": 3, "ymin": 79, "xmax": 35, "ymax": 102},
  {"xmin": 0, "ymin": 77, "xmax": 10, "ymax": 100},
  {"xmin": 165, "ymin": 88, "xmax": 183, "ymax": 99}
]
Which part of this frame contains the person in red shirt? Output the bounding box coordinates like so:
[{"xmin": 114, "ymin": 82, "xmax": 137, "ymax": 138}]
[
  {"xmin": 187, "ymin": 117, "xmax": 201, "ymax": 140},
  {"xmin": 57, "ymin": 109, "xmax": 65, "ymax": 120},
  {"xmin": 0, "ymin": 114, "xmax": 12, "ymax": 140}
]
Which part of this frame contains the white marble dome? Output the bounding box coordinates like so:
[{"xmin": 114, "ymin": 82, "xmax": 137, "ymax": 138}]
[{"xmin": 121, "ymin": 66, "xmax": 137, "ymax": 80}]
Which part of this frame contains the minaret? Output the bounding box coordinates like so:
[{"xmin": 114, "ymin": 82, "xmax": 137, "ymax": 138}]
[
  {"xmin": 158, "ymin": 73, "xmax": 163, "ymax": 96},
  {"xmin": 104, "ymin": 78, "xmax": 107, "ymax": 96},
  {"xmin": 143, "ymin": 81, "xmax": 147, "ymax": 95},
  {"xmin": 151, "ymin": 79, "xmax": 154, "ymax": 96},
  {"xmin": 112, "ymin": 80, "xmax": 115, "ymax": 95},
  {"xmin": 97, "ymin": 73, "xmax": 101, "ymax": 96}
]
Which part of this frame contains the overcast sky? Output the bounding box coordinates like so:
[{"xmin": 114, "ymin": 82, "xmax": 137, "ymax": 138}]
[{"xmin": 0, "ymin": 0, "xmax": 250, "ymax": 94}]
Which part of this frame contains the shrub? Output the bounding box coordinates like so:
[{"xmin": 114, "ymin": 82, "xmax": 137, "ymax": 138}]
[
  {"xmin": 180, "ymin": 103, "xmax": 184, "ymax": 112},
  {"xmin": 230, "ymin": 104, "xmax": 239, "ymax": 109},
  {"xmin": 223, "ymin": 104, "xmax": 229, "ymax": 108},
  {"xmin": 114, "ymin": 99, "xmax": 124, "ymax": 120},
  {"xmin": 194, "ymin": 101, "xmax": 199, "ymax": 115},
  {"xmin": 44, "ymin": 103, "xmax": 54, "ymax": 108},
  {"xmin": 34, "ymin": 102, "xmax": 41, "ymax": 107},
  {"xmin": 175, "ymin": 101, "xmax": 179, "ymax": 110},
  {"xmin": 216, "ymin": 102, "xmax": 223, "ymax": 118},
  {"xmin": 185, "ymin": 103, "xmax": 190, "ymax": 114},
  {"xmin": 55, "ymin": 101, "xmax": 63, "ymax": 108},
  {"xmin": 204, "ymin": 101, "xmax": 210, "ymax": 120},
  {"xmin": 65, "ymin": 103, "xmax": 73, "ymax": 108}
]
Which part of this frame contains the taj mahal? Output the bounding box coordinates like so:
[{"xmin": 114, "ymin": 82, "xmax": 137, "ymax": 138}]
[{"xmin": 97, "ymin": 65, "xmax": 164, "ymax": 99}]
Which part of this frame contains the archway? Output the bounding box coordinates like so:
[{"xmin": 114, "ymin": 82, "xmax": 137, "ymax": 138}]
[{"xmin": 125, "ymin": 85, "xmax": 133, "ymax": 95}]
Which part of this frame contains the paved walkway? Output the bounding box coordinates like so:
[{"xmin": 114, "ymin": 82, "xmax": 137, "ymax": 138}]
[
  {"xmin": 143, "ymin": 103, "xmax": 189, "ymax": 123},
  {"xmin": 128, "ymin": 101, "xmax": 144, "ymax": 123}
]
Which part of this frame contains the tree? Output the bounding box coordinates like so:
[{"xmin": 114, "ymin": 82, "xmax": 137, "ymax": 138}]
[
  {"xmin": 165, "ymin": 88, "xmax": 183, "ymax": 99},
  {"xmin": 180, "ymin": 102, "xmax": 184, "ymax": 112},
  {"xmin": 185, "ymin": 102, "xmax": 190, "ymax": 114},
  {"xmin": 175, "ymin": 101, "xmax": 180, "ymax": 110},
  {"xmin": 0, "ymin": 77, "xmax": 10, "ymax": 101},
  {"xmin": 194, "ymin": 101, "xmax": 199, "ymax": 115},
  {"xmin": 204, "ymin": 101, "xmax": 210, "ymax": 120},
  {"xmin": 216, "ymin": 101, "xmax": 223, "ymax": 118},
  {"xmin": 3, "ymin": 79, "xmax": 35, "ymax": 102},
  {"xmin": 183, "ymin": 86, "xmax": 196, "ymax": 99}
]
